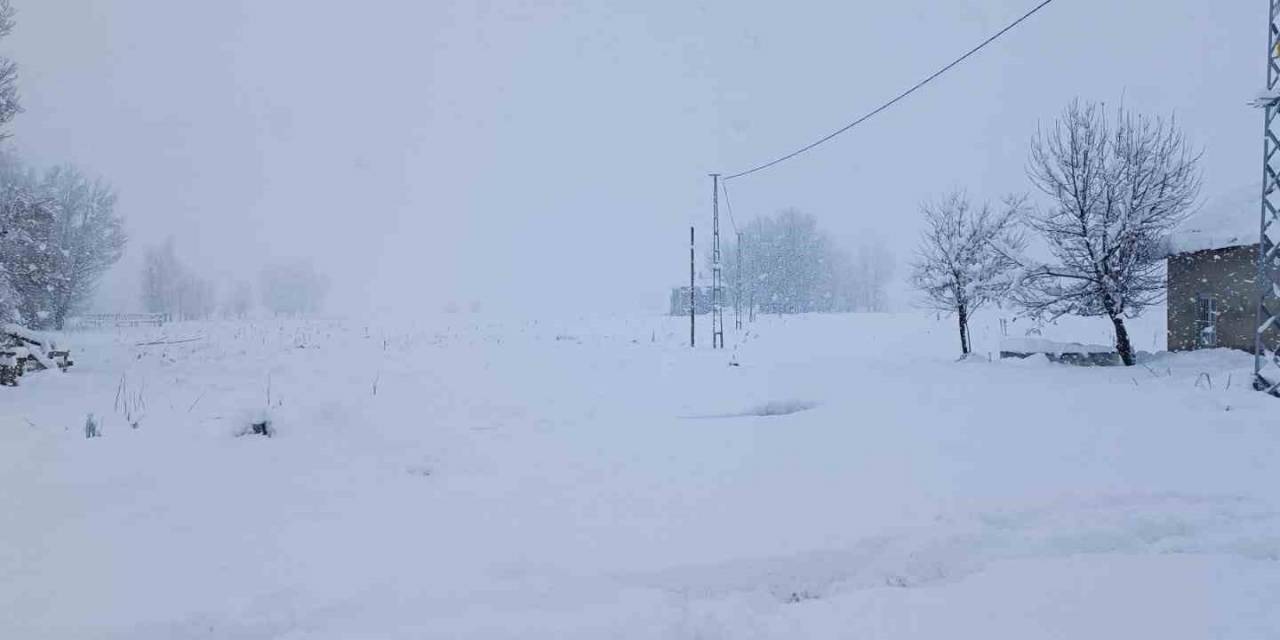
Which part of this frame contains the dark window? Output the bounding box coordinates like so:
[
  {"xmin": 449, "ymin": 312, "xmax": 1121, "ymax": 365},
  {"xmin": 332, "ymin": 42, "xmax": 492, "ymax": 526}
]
[{"xmin": 1196, "ymin": 294, "xmax": 1218, "ymax": 348}]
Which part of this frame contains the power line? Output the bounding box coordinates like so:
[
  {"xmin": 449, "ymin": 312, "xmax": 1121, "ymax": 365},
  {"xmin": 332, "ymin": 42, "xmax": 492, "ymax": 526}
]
[
  {"xmin": 720, "ymin": 179, "xmax": 739, "ymax": 235},
  {"xmin": 722, "ymin": 0, "xmax": 1060, "ymax": 181}
]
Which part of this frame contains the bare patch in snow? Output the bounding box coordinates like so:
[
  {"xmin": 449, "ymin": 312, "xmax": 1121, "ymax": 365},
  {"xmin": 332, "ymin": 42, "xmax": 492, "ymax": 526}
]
[{"xmin": 687, "ymin": 399, "xmax": 819, "ymax": 419}]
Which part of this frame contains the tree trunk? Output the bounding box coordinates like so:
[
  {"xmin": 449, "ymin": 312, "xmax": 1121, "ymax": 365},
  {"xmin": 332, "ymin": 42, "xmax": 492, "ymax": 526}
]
[
  {"xmin": 1111, "ymin": 314, "xmax": 1135, "ymax": 366},
  {"xmin": 957, "ymin": 304, "xmax": 970, "ymax": 356}
]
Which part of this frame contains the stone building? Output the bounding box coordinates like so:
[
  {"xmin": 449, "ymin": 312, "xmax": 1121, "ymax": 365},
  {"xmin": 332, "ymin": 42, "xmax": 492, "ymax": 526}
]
[{"xmin": 1165, "ymin": 187, "xmax": 1279, "ymax": 352}]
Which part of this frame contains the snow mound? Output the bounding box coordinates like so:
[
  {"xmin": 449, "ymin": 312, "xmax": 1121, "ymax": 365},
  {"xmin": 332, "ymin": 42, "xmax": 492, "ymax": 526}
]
[
  {"xmin": 1004, "ymin": 352, "xmax": 1053, "ymax": 367},
  {"xmin": 2, "ymin": 322, "xmax": 64, "ymax": 350},
  {"xmin": 688, "ymin": 399, "xmax": 820, "ymax": 419},
  {"xmin": 1000, "ymin": 337, "xmax": 1113, "ymax": 354},
  {"xmin": 745, "ymin": 399, "xmax": 818, "ymax": 417}
]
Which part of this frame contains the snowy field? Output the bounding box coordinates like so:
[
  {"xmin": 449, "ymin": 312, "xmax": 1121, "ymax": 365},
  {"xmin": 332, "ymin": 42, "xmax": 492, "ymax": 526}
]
[{"xmin": 3, "ymin": 311, "xmax": 1280, "ymax": 638}]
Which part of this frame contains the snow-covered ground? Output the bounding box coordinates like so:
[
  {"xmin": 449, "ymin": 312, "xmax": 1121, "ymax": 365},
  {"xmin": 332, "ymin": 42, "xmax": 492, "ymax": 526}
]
[{"xmin": 3, "ymin": 311, "xmax": 1279, "ymax": 638}]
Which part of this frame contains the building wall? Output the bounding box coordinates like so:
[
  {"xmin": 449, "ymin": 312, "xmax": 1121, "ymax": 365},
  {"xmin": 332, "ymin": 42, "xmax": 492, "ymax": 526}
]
[{"xmin": 1167, "ymin": 245, "xmax": 1273, "ymax": 352}]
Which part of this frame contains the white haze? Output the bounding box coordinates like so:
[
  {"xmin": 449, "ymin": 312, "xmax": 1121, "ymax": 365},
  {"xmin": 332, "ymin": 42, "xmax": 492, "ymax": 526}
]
[{"xmin": 4, "ymin": 0, "xmax": 1260, "ymax": 318}]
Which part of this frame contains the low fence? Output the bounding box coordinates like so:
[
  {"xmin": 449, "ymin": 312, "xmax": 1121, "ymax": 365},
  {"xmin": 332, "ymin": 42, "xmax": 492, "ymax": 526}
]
[
  {"xmin": 998, "ymin": 337, "xmax": 1121, "ymax": 366},
  {"xmin": 65, "ymin": 313, "xmax": 170, "ymax": 330}
]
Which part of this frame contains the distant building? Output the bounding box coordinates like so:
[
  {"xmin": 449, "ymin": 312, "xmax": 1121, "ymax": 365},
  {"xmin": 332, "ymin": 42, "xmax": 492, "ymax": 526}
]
[{"xmin": 1165, "ymin": 187, "xmax": 1279, "ymax": 352}]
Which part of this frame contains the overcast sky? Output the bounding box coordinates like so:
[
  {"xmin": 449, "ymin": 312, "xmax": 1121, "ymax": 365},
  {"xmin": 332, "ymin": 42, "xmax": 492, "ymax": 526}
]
[{"xmin": 2, "ymin": 0, "xmax": 1262, "ymax": 317}]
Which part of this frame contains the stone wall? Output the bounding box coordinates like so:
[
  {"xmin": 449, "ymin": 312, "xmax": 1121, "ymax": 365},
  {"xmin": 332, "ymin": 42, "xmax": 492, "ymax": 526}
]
[{"xmin": 1166, "ymin": 245, "xmax": 1275, "ymax": 352}]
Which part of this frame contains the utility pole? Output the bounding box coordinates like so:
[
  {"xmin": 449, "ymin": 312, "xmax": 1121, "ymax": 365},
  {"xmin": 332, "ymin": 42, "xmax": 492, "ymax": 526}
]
[
  {"xmin": 749, "ymin": 233, "xmax": 756, "ymax": 323},
  {"xmin": 1257, "ymin": 0, "xmax": 1280, "ymax": 393},
  {"xmin": 710, "ymin": 174, "xmax": 724, "ymax": 348},
  {"xmin": 746, "ymin": 230, "xmax": 756, "ymax": 323},
  {"xmin": 735, "ymin": 231, "xmax": 743, "ymax": 330},
  {"xmin": 690, "ymin": 226, "xmax": 696, "ymax": 348}
]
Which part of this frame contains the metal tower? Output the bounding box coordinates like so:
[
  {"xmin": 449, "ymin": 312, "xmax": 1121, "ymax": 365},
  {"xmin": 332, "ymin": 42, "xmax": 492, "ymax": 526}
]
[
  {"xmin": 710, "ymin": 174, "xmax": 725, "ymax": 349},
  {"xmin": 1257, "ymin": 0, "xmax": 1280, "ymax": 393}
]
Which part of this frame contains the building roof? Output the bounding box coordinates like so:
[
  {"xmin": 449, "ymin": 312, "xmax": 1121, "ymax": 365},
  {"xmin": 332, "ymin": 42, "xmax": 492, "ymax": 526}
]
[{"xmin": 1165, "ymin": 185, "xmax": 1260, "ymax": 256}]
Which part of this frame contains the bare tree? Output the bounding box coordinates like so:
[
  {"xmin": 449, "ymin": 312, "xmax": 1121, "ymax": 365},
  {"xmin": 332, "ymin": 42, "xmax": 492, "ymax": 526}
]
[
  {"xmin": 911, "ymin": 191, "xmax": 1026, "ymax": 356},
  {"xmin": 853, "ymin": 239, "xmax": 895, "ymax": 313},
  {"xmin": 141, "ymin": 239, "xmax": 183, "ymax": 318},
  {"xmin": 1018, "ymin": 100, "xmax": 1200, "ymax": 365},
  {"xmin": 0, "ymin": 1, "xmax": 20, "ymax": 140},
  {"xmin": 0, "ymin": 1, "xmax": 20, "ymax": 322},
  {"xmin": 224, "ymin": 281, "xmax": 253, "ymax": 318},
  {"xmin": 140, "ymin": 239, "xmax": 221, "ymax": 320},
  {"xmin": 177, "ymin": 273, "xmax": 217, "ymax": 320}
]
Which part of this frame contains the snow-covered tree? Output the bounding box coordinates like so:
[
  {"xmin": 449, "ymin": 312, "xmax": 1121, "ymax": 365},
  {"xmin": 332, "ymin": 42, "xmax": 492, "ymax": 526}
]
[
  {"xmin": 723, "ymin": 210, "xmax": 892, "ymax": 315},
  {"xmin": 0, "ymin": 159, "xmax": 58, "ymax": 328},
  {"xmin": 911, "ymin": 191, "xmax": 1026, "ymax": 356},
  {"xmin": 0, "ymin": 178, "xmax": 42, "ymax": 324},
  {"xmin": 0, "ymin": 264, "xmax": 16, "ymax": 324},
  {"xmin": 37, "ymin": 165, "xmax": 126, "ymax": 329},
  {"xmin": 0, "ymin": 8, "xmax": 126, "ymax": 330},
  {"xmin": 728, "ymin": 209, "xmax": 830, "ymax": 314},
  {"xmin": 0, "ymin": 158, "xmax": 126, "ymax": 329},
  {"xmin": 1018, "ymin": 100, "xmax": 1200, "ymax": 366}
]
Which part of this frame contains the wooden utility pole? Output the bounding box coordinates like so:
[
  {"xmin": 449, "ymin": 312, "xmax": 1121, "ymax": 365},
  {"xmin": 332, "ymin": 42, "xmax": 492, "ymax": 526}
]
[{"xmin": 735, "ymin": 231, "xmax": 743, "ymax": 330}]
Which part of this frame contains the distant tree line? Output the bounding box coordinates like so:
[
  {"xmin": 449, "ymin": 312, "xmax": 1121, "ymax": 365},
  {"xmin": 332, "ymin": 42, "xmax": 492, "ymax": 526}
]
[
  {"xmin": 0, "ymin": 2, "xmax": 127, "ymax": 329},
  {"xmin": 718, "ymin": 209, "xmax": 894, "ymax": 315},
  {"xmin": 140, "ymin": 239, "xmax": 219, "ymax": 320},
  {"xmin": 140, "ymin": 243, "xmax": 329, "ymax": 320},
  {"xmin": 258, "ymin": 259, "xmax": 329, "ymax": 316},
  {"xmin": 911, "ymin": 99, "xmax": 1200, "ymax": 365}
]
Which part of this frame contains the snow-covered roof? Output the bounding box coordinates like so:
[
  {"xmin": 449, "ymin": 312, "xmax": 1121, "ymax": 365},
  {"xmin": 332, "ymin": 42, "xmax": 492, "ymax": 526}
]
[{"xmin": 1165, "ymin": 186, "xmax": 1260, "ymax": 256}]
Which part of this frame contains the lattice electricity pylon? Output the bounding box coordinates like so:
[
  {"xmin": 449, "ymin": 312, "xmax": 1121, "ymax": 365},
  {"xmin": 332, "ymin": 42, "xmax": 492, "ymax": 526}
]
[
  {"xmin": 1255, "ymin": 0, "xmax": 1280, "ymax": 394},
  {"xmin": 710, "ymin": 174, "xmax": 725, "ymax": 349}
]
